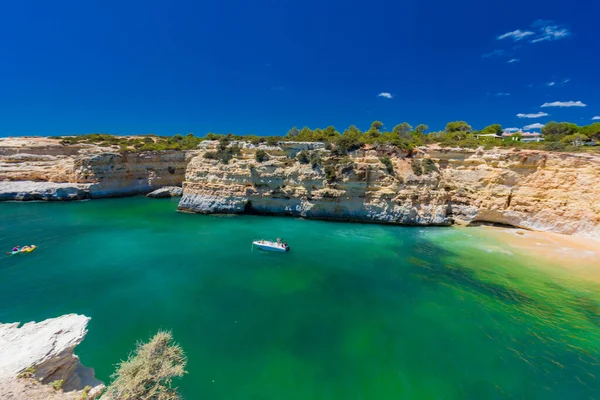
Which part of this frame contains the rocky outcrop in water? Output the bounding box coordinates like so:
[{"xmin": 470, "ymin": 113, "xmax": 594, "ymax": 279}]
[
  {"xmin": 146, "ymin": 186, "xmax": 183, "ymax": 198},
  {"xmin": 0, "ymin": 314, "xmax": 105, "ymax": 399},
  {"xmin": 179, "ymin": 142, "xmax": 600, "ymax": 238},
  {"xmin": 0, "ymin": 181, "xmax": 92, "ymax": 201}
]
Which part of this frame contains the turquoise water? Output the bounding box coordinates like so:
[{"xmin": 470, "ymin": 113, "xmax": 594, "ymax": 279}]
[{"xmin": 1, "ymin": 197, "xmax": 599, "ymax": 399}]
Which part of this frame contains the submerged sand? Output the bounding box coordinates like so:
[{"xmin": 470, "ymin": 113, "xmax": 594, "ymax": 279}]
[{"xmin": 472, "ymin": 225, "xmax": 600, "ymax": 282}]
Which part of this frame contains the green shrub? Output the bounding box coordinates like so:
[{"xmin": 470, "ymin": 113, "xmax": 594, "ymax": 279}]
[
  {"xmin": 248, "ymin": 136, "xmax": 264, "ymax": 145},
  {"xmin": 310, "ymin": 152, "xmax": 322, "ymax": 168},
  {"xmin": 17, "ymin": 367, "xmax": 35, "ymax": 379},
  {"xmin": 50, "ymin": 379, "xmax": 64, "ymax": 391},
  {"xmin": 411, "ymin": 159, "xmax": 423, "ymax": 176},
  {"xmin": 297, "ymin": 150, "xmax": 310, "ymax": 164},
  {"xmin": 104, "ymin": 331, "xmax": 187, "ymax": 400},
  {"xmin": 79, "ymin": 385, "xmax": 92, "ymax": 400},
  {"xmin": 203, "ymin": 151, "xmax": 219, "ymax": 160},
  {"xmin": 265, "ymin": 136, "xmax": 279, "ymax": 146},
  {"xmin": 203, "ymin": 144, "xmax": 241, "ymax": 164},
  {"xmin": 422, "ymin": 158, "xmax": 437, "ymax": 174},
  {"xmin": 380, "ymin": 156, "xmax": 394, "ymax": 174},
  {"xmin": 544, "ymin": 142, "xmax": 567, "ymax": 151},
  {"xmin": 255, "ymin": 149, "xmax": 269, "ymax": 163},
  {"xmin": 325, "ymin": 165, "xmax": 336, "ymax": 182}
]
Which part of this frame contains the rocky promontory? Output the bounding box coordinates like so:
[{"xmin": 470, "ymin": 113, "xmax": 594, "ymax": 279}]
[
  {"xmin": 0, "ymin": 137, "xmax": 195, "ymax": 200},
  {"xmin": 0, "ymin": 314, "xmax": 105, "ymax": 399}
]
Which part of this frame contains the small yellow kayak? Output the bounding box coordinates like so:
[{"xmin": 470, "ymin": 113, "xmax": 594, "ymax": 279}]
[{"xmin": 6, "ymin": 245, "xmax": 36, "ymax": 255}]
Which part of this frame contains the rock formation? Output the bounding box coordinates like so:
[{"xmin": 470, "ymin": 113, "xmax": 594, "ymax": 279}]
[
  {"xmin": 0, "ymin": 137, "xmax": 195, "ymax": 200},
  {"xmin": 179, "ymin": 141, "xmax": 600, "ymax": 238},
  {"xmin": 0, "ymin": 181, "xmax": 92, "ymax": 201},
  {"xmin": 0, "ymin": 314, "xmax": 105, "ymax": 399},
  {"xmin": 2, "ymin": 137, "xmax": 599, "ymax": 238},
  {"xmin": 146, "ymin": 186, "xmax": 183, "ymax": 198}
]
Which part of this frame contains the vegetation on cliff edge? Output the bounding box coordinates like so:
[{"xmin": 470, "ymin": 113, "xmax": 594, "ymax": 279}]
[
  {"xmin": 51, "ymin": 120, "xmax": 600, "ymax": 155},
  {"xmin": 102, "ymin": 330, "xmax": 187, "ymax": 400}
]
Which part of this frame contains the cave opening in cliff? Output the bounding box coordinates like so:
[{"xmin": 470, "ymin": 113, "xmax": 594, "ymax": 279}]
[{"xmin": 243, "ymin": 200, "xmax": 259, "ymax": 215}]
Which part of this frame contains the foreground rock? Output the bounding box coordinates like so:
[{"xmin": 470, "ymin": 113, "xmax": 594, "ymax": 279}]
[
  {"xmin": 179, "ymin": 142, "xmax": 600, "ymax": 238},
  {"xmin": 146, "ymin": 186, "xmax": 183, "ymax": 198},
  {"xmin": 0, "ymin": 181, "xmax": 92, "ymax": 201},
  {"xmin": 0, "ymin": 314, "xmax": 105, "ymax": 399}
]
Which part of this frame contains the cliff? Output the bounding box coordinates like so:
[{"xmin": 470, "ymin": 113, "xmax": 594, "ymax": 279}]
[
  {"xmin": 0, "ymin": 314, "xmax": 105, "ymax": 399},
  {"xmin": 0, "ymin": 137, "xmax": 194, "ymax": 200},
  {"xmin": 179, "ymin": 141, "xmax": 600, "ymax": 238},
  {"xmin": 2, "ymin": 137, "xmax": 599, "ymax": 238}
]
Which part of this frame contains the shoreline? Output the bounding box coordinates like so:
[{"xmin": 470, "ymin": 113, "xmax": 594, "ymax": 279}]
[{"xmin": 467, "ymin": 225, "xmax": 600, "ymax": 281}]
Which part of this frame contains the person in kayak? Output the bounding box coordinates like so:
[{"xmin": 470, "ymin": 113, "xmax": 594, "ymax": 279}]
[{"xmin": 12, "ymin": 246, "xmax": 19, "ymax": 252}]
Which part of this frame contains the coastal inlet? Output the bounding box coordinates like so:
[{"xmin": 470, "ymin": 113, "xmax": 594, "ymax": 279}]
[{"xmin": 1, "ymin": 197, "xmax": 599, "ymax": 399}]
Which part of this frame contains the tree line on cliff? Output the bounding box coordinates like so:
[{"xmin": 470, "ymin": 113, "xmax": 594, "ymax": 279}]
[{"xmin": 53, "ymin": 120, "xmax": 600, "ymax": 153}]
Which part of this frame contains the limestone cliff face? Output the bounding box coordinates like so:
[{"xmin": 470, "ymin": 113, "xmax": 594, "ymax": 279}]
[
  {"xmin": 179, "ymin": 141, "xmax": 600, "ymax": 238},
  {"xmin": 0, "ymin": 137, "xmax": 193, "ymax": 200},
  {"xmin": 74, "ymin": 151, "xmax": 192, "ymax": 197}
]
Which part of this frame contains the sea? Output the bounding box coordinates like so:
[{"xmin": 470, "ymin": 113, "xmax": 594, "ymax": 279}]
[{"xmin": 1, "ymin": 197, "xmax": 599, "ymax": 399}]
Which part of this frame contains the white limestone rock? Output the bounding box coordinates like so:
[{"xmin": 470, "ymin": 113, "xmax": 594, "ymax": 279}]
[
  {"xmin": 0, "ymin": 181, "xmax": 91, "ymax": 201},
  {"xmin": 0, "ymin": 314, "xmax": 105, "ymax": 398},
  {"xmin": 147, "ymin": 186, "xmax": 183, "ymax": 198}
]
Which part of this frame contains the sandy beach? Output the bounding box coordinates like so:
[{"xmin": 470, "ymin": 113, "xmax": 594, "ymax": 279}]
[{"xmin": 473, "ymin": 225, "xmax": 600, "ymax": 281}]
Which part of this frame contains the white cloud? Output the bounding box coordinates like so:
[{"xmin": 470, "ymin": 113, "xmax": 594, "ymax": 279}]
[
  {"xmin": 497, "ymin": 30, "xmax": 535, "ymax": 41},
  {"xmin": 507, "ymin": 58, "xmax": 520, "ymax": 63},
  {"xmin": 504, "ymin": 127, "xmax": 520, "ymax": 132},
  {"xmin": 563, "ymin": 78, "xmax": 570, "ymax": 84},
  {"xmin": 547, "ymin": 82, "xmax": 555, "ymax": 86},
  {"xmin": 497, "ymin": 21, "xmax": 570, "ymax": 45},
  {"xmin": 523, "ymin": 123, "xmax": 545, "ymax": 130},
  {"xmin": 530, "ymin": 24, "xmax": 570, "ymax": 43},
  {"xmin": 482, "ymin": 49, "xmax": 505, "ymax": 58},
  {"xmin": 377, "ymin": 92, "xmax": 392, "ymax": 99},
  {"xmin": 541, "ymin": 101, "xmax": 586, "ymax": 108},
  {"xmin": 495, "ymin": 92, "xmax": 510, "ymax": 96},
  {"xmin": 517, "ymin": 112, "xmax": 549, "ymax": 118},
  {"xmin": 593, "ymin": 116, "xmax": 600, "ymax": 120}
]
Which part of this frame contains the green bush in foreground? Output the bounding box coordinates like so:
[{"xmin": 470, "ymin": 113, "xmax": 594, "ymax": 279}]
[
  {"xmin": 103, "ymin": 331, "xmax": 187, "ymax": 400},
  {"xmin": 17, "ymin": 367, "xmax": 35, "ymax": 379},
  {"xmin": 50, "ymin": 379, "xmax": 64, "ymax": 391},
  {"xmin": 80, "ymin": 385, "xmax": 92, "ymax": 400}
]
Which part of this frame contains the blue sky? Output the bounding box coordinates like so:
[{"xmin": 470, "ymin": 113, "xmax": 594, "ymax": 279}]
[{"xmin": 0, "ymin": 0, "xmax": 598, "ymax": 137}]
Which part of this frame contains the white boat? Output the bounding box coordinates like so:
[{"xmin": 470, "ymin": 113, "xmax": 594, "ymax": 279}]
[{"xmin": 252, "ymin": 239, "xmax": 290, "ymax": 253}]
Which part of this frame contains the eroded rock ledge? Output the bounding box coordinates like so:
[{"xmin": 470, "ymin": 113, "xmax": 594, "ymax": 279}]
[
  {"xmin": 1, "ymin": 137, "xmax": 195, "ymax": 200},
  {"xmin": 0, "ymin": 314, "xmax": 105, "ymax": 399}
]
